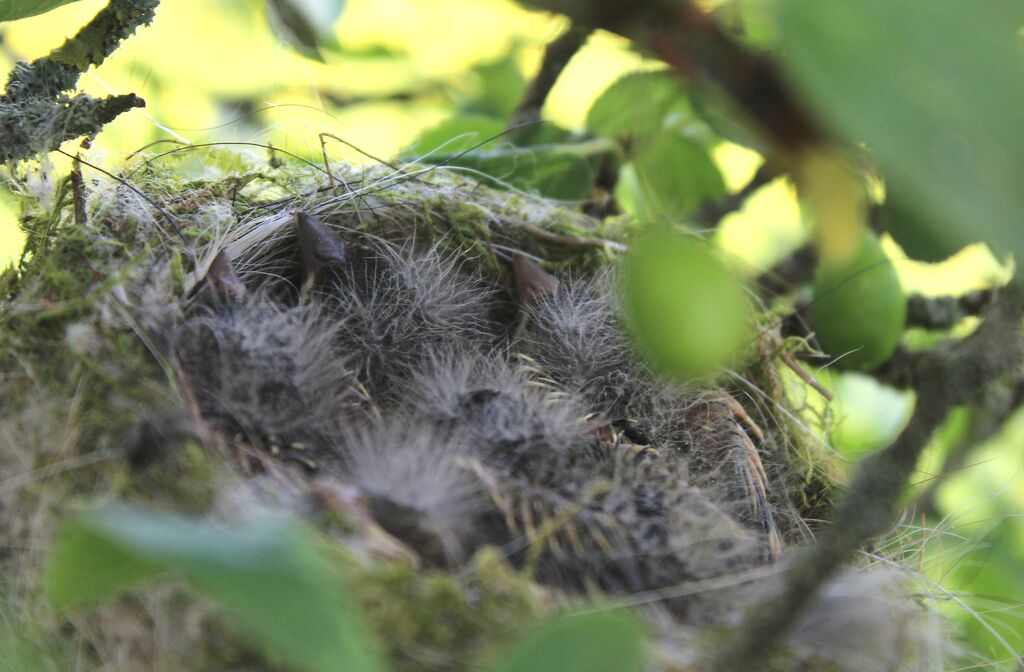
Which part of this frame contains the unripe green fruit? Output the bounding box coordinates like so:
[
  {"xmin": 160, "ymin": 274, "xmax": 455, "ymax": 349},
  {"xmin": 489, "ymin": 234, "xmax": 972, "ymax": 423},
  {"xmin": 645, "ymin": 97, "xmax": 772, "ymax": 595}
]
[
  {"xmin": 621, "ymin": 232, "xmax": 753, "ymax": 379},
  {"xmin": 811, "ymin": 232, "xmax": 906, "ymax": 371}
]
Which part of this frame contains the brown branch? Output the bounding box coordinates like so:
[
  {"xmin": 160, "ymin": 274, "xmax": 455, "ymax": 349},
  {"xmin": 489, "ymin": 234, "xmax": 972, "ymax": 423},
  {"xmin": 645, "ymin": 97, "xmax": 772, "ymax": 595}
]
[
  {"xmin": 779, "ymin": 350, "xmax": 832, "ymax": 401},
  {"xmin": 693, "ymin": 162, "xmax": 778, "ymax": 227},
  {"xmin": 756, "ymin": 244, "xmax": 816, "ymax": 299},
  {"xmin": 706, "ymin": 284, "xmax": 1024, "ymax": 671},
  {"xmin": 70, "ymin": 139, "xmax": 90, "ymax": 228},
  {"xmin": 508, "ymin": 23, "xmax": 592, "ymax": 130},
  {"xmin": 524, "ymin": 0, "xmax": 824, "ymax": 153},
  {"xmin": 516, "ymin": 220, "xmax": 626, "ymax": 252},
  {"xmin": 906, "ymin": 289, "xmax": 994, "ymax": 330}
]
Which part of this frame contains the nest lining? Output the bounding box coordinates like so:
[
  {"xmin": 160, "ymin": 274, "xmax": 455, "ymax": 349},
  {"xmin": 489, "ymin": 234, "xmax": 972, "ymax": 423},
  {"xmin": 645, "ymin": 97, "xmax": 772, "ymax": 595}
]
[{"xmin": 0, "ymin": 152, "xmax": 944, "ymax": 672}]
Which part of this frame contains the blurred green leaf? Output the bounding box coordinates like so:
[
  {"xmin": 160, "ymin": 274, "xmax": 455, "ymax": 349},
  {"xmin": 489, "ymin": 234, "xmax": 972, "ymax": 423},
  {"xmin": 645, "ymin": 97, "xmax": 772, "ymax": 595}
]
[
  {"xmin": 489, "ymin": 612, "xmax": 646, "ymax": 672},
  {"xmin": 631, "ymin": 133, "xmax": 726, "ymax": 218},
  {"xmin": 613, "ymin": 162, "xmax": 646, "ymax": 217},
  {"xmin": 776, "ymin": 0, "xmax": 1024, "ymax": 266},
  {"xmin": 586, "ymin": 70, "xmax": 689, "ymax": 141},
  {"xmin": 0, "ymin": 0, "xmax": 80, "ymax": 21},
  {"xmin": 265, "ymin": 0, "xmax": 346, "ymax": 61},
  {"xmin": 687, "ymin": 82, "xmax": 764, "ymax": 151},
  {"xmin": 405, "ymin": 116, "xmax": 576, "ymax": 160},
  {"xmin": 936, "ymin": 518, "xmax": 1024, "ymax": 660},
  {"xmin": 829, "ymin": 371, "xmax": 913, "ymax": 456},
  {"xmin": 621, "ymin": 231, "xmax": 753, "ymax": 379},
  {"xmin": 508, "ymin": 123, "xmax": 573, "ymax": 147},
  {"xmin": 466, "ymin": 48, "xmax": 528, "ymax": 119},
  {"xmin": 47, "ymin": 506, "xmax": 386, "ymax": 672},
  {"xmin": 403, "ymin": 115, "xmax": 507, "ymax": 157},
  {"xmin": 878, "ymin": 191, "xmax": 962, "ymax": 263},
  {"xmin": 418, "ymin": 138, "xmax": 619, "ymax": 201}
]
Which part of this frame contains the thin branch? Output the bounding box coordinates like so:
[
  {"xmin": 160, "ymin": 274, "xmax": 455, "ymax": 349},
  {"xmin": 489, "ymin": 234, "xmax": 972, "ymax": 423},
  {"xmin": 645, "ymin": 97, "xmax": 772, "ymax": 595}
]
[
  {"xmin": 1, "ymin": 0, "xmax": 158, "ymax": 104},
  {"xmin": 693, "ymin": 162, "xmax": 778, "ymax": 227},
  {"xmin": 508, "ymin": 23, "xmax": 592, "ymax": 129},
  {"xmin": 911, "ymin": 373, "xmax": 1024, "ymax": 517},
  {"xmin": 0, "ymin": 0, "xmax": 158, "ymax": 162},
  {"xmin": 525, "ymin": 0, "xmax": 823, "ymax": 152},
  {"xmin": 706, "ymin": 284, "xmax": 1024, "ymax": 671},
  {"xmin": 70, "ymin": 140, "xmax": 90, "ymax": 227},
  {"xmin": 756, "ymin": 244, "xmax": 816, "ymax": 298},
  {"xmin": 515, "ymin": 220, "xmax": 626, "ymax": 252},
  {"xmin": 779, "ymin": 350, "xmax": 832, "ymax": 401},
  {"xmin": 906, "ymin": 289, "xmax": 993, "ymax": 330}
]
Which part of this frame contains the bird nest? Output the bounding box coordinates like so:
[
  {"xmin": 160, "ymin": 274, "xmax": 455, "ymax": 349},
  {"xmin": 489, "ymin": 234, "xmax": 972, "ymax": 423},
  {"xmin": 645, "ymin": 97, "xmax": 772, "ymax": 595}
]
[{"xmin": 0, "ymin": 150, "xmax": 941, "ymax": 671}]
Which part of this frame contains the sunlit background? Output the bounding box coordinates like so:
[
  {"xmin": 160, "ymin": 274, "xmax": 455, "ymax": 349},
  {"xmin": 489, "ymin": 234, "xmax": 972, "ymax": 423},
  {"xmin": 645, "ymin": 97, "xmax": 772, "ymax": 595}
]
[{"xmin": 2, "ymin": 0, "xmax": 1022, "ymax": 662}]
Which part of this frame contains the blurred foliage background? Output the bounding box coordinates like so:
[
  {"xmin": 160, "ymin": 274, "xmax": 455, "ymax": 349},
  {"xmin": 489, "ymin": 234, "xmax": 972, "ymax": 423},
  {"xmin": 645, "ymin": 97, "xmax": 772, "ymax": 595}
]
[{"xmin": 1, "ymin": 0, "xmax": 1022, "ymax": 664}]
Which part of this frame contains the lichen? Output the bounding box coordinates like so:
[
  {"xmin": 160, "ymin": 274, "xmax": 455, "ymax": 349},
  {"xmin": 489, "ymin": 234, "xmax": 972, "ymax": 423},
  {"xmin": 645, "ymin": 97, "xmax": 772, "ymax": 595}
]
[{"xmin": 0, "ymin": 0, "xmax": 158, "ymax": 163}]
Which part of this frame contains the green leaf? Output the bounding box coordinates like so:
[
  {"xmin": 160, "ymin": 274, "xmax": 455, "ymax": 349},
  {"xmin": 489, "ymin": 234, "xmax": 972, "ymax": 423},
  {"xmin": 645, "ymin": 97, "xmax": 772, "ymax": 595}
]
[
  {"xmin": 687, "ymin": 82, "xmax": 765, "ymax": 151},
  {"xmin": 417, "ymin": 138, "xmax": 619, "ymax": 201},
  {"xmin": 621, "ymin": 231, "xmax": 753, "ymax": 379},
  {"xmin": 466, "ymin": 47, "xmax": 528, "ymax": 119},
  {"xmin": 47, "ymin": 506, "xmax": 386, "ymax": 672},
  {"xmin": 877, "ymin": 191, "xmax": 962, "ymax": 263},
  {"xmin": 586, "ymin": 70, "xmax": 690, "ymax": 140},
  {"xmin": 0, "ymin": 0, "xmax": 80, "ymax": 21},
  {"xmin": 776, "ymin": 0, "xmax": 1024, "ymax": 266},
  {"xmin": 265, "ymin": 0, "xmax": 346, "ymax": 61},
  {"xmin": 403, "ymin": 115, "xmax": 507, "ymax": 157},
  {"xmin": 631, "ymin": 133, "xmax": 726, "ymax": 218},
  {"xmin": 489, "ymin": 612, "xmax": 646, "ymax": 672}
]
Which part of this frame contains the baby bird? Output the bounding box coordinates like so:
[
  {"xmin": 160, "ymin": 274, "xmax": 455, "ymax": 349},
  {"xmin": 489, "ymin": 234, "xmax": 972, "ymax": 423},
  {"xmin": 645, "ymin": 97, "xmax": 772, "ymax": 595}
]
[{"xmin": 171, "ymin": 222, "xmax": 778, "ymax": 627}]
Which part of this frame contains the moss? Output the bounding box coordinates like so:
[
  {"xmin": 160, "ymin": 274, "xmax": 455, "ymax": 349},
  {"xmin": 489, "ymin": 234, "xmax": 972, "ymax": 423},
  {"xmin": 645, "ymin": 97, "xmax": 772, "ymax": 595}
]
[
  {"xmin": 0, "ymin": 621, "xmax": 76, "ymax": 672},
  {"xmin": 352, "ymin": 548, "xmax": 541, "ymax": 672},
  {"xmin": 0, "ymin": 149, "xmax": 859, "ymax": 672},
  {"xmin": 117, "ymin": 439, "xmax": 223, "ymax": 513}
]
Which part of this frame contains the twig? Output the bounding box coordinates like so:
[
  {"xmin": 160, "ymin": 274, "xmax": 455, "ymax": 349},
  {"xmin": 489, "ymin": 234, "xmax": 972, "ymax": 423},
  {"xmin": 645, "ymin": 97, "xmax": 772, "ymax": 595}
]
[
  {"xmin": 70, "ymin": 139, "xmax": 90, "ymax": 227},
  {"xmin": 906, "ymin": 289, "xmax": 993, "ymax": 330},
  {"xmin": 756, "ymin": 244, "xmax": 816, "ymax": 299},
  {"xmin": 516, "ymin": 220, "xmax": 626, "ymax": 252},
  {"xmin": 706, "ymin": 283, "xmax": 1024, "ymax": 671},
  {"xmin": 779, "ymin": 350, "xmax": 832, "ymax": 401},
  {"xmin": 320, "ymin": 132, "xmax": 401, "ymax": 172},
  {"xmin": 526, "ymin": 0, "xmax": 823, "ymax": 152},
  {"xmin": 2, "ymin": 0, "xmax": 158, "ymax": 103},
  {"xmin": 0, "ymin": 0, "xmax": 158, "ymax": 162},
  {"xmin": 911, "ymin": 374, "xmax": 1024, "ymax": 517},
  {"xmin": 54, "ymin": 149, "xmax": 188, "ymax": 251},
  {"xmin": 693, "ymin": 162, "xmax": 778, "ymax": 227},
  {"xmin": 0, "ymin": 449, "xmax": 118, "ymax": 495},
  {"xmin": 508, "ymin": 23, "xmax": 592, "ymax": 129}
]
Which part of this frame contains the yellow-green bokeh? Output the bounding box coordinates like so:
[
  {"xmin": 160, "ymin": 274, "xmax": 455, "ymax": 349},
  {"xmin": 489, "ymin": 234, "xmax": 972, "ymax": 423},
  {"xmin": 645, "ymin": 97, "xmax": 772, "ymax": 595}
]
[{"xmin": 1, "ymin": 2, "xmax": 1021, "ymax": 660}]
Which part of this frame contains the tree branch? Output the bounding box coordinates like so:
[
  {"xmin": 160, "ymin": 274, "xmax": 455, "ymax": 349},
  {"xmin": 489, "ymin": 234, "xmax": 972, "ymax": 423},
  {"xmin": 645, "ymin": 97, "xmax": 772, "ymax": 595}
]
[
  {"xmin": 2, "ymin": 0, "xmax": 158, "ymax": 104},
  {"xmin": 523, "ymin": 0, "xmax": 823, "ymax": 152},
  {"xmin": 756, "ymin": 244, "xmax": 816, "ymax": 299},
  {"xmin": 906, "ymin": 289, "xmax": 993, "ymax": 330},
  {"xmin": 0, "ymin": 0, "xmax": 157, "ymax": 162},
  {"xmin": 508, "ymin": 23, "xmax": 591, "ymax": 129},
  {"xmin": 706, "ymin": 284, "xmax": 1024, "ymax": 671},
  {"xmin": 693, "ymin": 162, "xmax": 778, "ymax": 227},
  {"xmin": 912, "ymin": 374, "xmax": 1024, "ymax": 518},
  {"xmin": 0, "ymin": 94, "xmax": 145, "ymax": 163}
]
